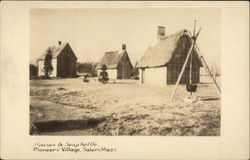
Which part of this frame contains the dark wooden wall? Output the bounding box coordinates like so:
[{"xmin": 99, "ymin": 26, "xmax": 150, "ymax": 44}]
[
  {"xmin": 57, "ymin": 44, "xmax": 77, "ymax": 77},
  {"xmin": 167, "ymin": 35, "xmax": 201, "ymax": 84},
  {"xmin": 117, "ymin": 52, "xmax": 133, "ymax": 79}
]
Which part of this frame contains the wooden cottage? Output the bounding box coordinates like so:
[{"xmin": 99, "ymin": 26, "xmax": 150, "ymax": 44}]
[
  {"xmin": 37, "ymin": 41, "xmax": 77, "ymax": 77},
  {"xmin": 137, "ymin": 26, "xmax": 203, "ymax": 85},
  {"xmin": 97, "ymin": 44, "xmax": 133, "ymax": 79}
]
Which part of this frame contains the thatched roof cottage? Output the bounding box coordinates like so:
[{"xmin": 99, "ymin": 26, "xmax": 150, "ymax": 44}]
[
  {"xmin": 137, "ymin": 26, "xmax": 203, "ymax": 85},
  {"xmin": 97, "ymin": 44, "xmax": 133, "ymax": 79},
  {"xmin": 37, "ymin": 41, "xmax": 77, "ymax": 77}
]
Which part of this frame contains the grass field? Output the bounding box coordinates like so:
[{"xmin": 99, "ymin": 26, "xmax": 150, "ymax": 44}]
[{"xmin": 30, "ymin": 77, "xmax": 220, "ymax": 136}]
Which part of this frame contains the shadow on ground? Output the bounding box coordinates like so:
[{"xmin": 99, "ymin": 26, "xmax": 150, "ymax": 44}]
[
  {"xmin": 31, "ymin": 117, "xmax": 105, "ymax": 135},
  {"xmin": 199, "ymin": 97, "xmax": 220, "ymax": 101}
]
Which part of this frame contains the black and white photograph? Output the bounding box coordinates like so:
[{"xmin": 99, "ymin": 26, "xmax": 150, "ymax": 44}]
[
  {"xmin": 30, "ymin": 9, "xmax": 221, "ymax": 136},
  {"xmin": 1, "ymin": 1, "xmax": 249, "ymax": 160}
]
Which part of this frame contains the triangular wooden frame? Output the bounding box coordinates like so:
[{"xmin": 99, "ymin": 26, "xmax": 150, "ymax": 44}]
[{"xmin": 170, "ymin": 21, "xmax": 221, "ymax": 102}]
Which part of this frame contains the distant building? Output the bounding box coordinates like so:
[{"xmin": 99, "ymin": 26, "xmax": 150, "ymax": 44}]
[
  {"xmin": 137, "ymin": 26, "xmax": 203, "ymax": 85},
  {"xmin": 37, "ymin": 41, "xmax": 77, "ymax": 77},
  {"xmin": 97, "ymin": 44, "xmax": 133, "ymax": 79}
]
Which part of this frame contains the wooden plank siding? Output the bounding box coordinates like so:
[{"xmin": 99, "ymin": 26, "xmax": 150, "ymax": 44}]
[
  {"xmin": 56, "ymin": 44, "xmax": 77, "ymax": 77},
  {"xmin": 117, "ymin": 52, "xmax": 133, "ymax": 79},
  {"xmin": 137, "ymin": 29, "xmax": 203, "ymax": 86},
  {"xmin": 167, "ymin": 35, "xmax": 201, "ymax": 84}
]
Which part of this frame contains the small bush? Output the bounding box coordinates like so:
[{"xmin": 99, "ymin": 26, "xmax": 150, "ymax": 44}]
[
  {"xmin": 98, "ymin": 64, "xmax": 109, "ymax": 84},
  {"xmin": 83, "ymin": 78, "xmax": 89, "ymax": 83},
  {"xmin": 83, "ymin": 75, "xmax": 90, "ymax": 82},
  {"xmin": 134, "ymin": 76, "xmax": 139, "ymax": 80}
]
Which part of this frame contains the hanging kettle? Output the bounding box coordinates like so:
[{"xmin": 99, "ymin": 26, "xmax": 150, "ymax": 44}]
[{"xmin": 186, "ymin": 83, "xmax": 197, "ymax": 92}]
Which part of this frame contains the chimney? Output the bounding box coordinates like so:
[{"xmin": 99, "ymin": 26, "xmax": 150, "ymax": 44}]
[
  {"xmin": 157, "ymin": 26, "xmax": 165, "ymax": 39},
  {"xmin": 58, "ymin": 41, "xmax": 62, "ymax": 45},
  {"xmin": 122, "ymin": 44, "xmax": 126, "ymax": 50}
]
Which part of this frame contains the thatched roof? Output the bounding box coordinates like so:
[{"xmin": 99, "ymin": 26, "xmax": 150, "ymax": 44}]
[
  {"xmin": 97, "ymin": 50, "xmax": 126, "ymax": 69},
  {"xmin": 137, "ymin": 29, "xmax": 193, "ymax": 68},
  {"xmin": 37, "ymin": 42, "xmax": 76, "ymax": 61}
]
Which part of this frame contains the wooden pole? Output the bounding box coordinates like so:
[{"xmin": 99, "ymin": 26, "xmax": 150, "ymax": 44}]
[
  {"xmin": 170, "ymin": 21, "xmax": 202, "ymax": 101},
  {"xmin": 200, "ymin": 56, "xmax": 221, "ymax": 95},
  {"xmin": 170, "ymin": 40, "xmax": 195, "ymax": 102},
  {"xmin": 193, "ymin": 20, "xmax": 197, "ymax": 37},
  {"xmin": 189, "ymin": 47, "xmax": 193, "ymax": 96},
  {"xmin": 189, "ymin": 50, "xmax": 192, "ymax": 84},
  {"xmin": 194, "ymin": 44, "xmax": 221, "ymax": 95},
  {"xmin": 195, "ymin": 27, "xmax": 202, "ymax": 39}
]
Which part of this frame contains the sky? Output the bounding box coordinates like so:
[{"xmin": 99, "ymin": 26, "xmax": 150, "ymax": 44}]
[{"xmin": 30, "ymin": 9, "xmax": 220, "ymax": 68}]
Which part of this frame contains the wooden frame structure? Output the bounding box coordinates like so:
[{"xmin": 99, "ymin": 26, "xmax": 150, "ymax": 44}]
[{"xmin": 170, "ymin": 21, "xmax": 221, "ymax": 102}]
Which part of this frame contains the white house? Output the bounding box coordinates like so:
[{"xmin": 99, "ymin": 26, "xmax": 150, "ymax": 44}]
[
  {"xmin": 37, "ymin": 41, "xmax": 77, "ymax": 78},
  {"xmin": 97, "ymin": 44, "xmax": 133, "ymax": 79},
  {"xmin": 137, "ymin": 26, "xmax": 203, "ymax": 86}
]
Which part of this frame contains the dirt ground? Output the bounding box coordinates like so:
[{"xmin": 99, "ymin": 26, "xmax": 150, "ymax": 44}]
[{"xmin": 30, "ymin": 77, "xmax": 220, "ymax": 136}]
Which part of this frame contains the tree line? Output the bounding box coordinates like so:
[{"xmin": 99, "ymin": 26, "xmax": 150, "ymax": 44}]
[{"xmin": 76, "ymin": 62, "xmax": 98, "ymax": 77}]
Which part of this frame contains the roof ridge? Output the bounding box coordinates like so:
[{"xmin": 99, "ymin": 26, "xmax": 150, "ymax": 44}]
[
  {"xmin": 37, "ymin": 42, "xmax": 68, "ymax": 61},
  {"xmin": 97, "ymin": 49, "xmax": 127, "ymax": 69},
  {"xmin": 105, "ymin": 50, "xmax": 119, "ymax": 54},
  {"xmin": 137, "ymin": 29, "xmax": 193, "ymax": 68},
  {"xmin": 160, "ymin": 29, "xmax": 189, "ymax": 40}
]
